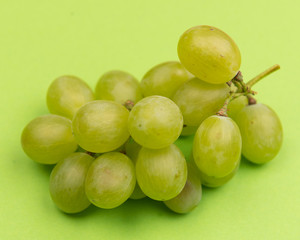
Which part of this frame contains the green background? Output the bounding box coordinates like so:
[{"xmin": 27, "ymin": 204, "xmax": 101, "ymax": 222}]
[{"xmin": 1, "ymin": 0, "xmax": 299, "ymax": 239}]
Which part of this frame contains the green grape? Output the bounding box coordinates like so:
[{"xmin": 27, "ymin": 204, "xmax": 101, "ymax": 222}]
[
  {"xmin": 125, "ymin": 138, "xmax": 146, "ymax": 200},
  {"xmin": 21, "ymin": 115, "xmax": 77, "ymax": 164},
  {"xmin": 198, "ymin": 161, "xmax": 240, "ymax": 188},
  {"xmin": 125, "ymin": 137, "xmax": 142, "ymax": 163},
  {"xmin": 49, "ymin": 152, "xmax": 94, "ymax": 213},
  {"xmin": 227, "ymin": 95, "xmax": 248, "ymax": 119},
  {"xmin": 193, "ymin": 115, "xmax": 241, "ymax": 179},
  {"xmin": 95, "ymin": 70, "xmax": 143, "ymax": 105},
  {"xmin": 172, "ymin": 78, "xmax": 230, "ymax": 126},
  {"xmin": 181, "ymin": 125, "xmax": 198, "ymax": 136},
  {"xmin": 72, "ymin": 100, "xmax": 130, "ymax": 153},
  {"xmin": 234, "ymin": 103, "xmax": 283, "ymax": 164},
  {"xmin": 128, "ymin": 96, "xmax": 183, "ymax": 149},
  {"xmin": 85, "ymin": 152, "xmax": 135, "ymax": 209},
  {"xmin": 136, "ymin": 144, "xmax": 187, "ymax": 201},
  {"xmin": 47, "ymin": 75, "xmax": 94, "ymax": 119},
  {"xmin": 178, "ymin": 25, "xmax": 241, "ymax": 84},
  {"xmin": 164, "ymin": 162, "xmax": 202, "ymax": 214},
  {"xmin": 140, "ymin": 61, "xmax": 192, "ymax": 98}
]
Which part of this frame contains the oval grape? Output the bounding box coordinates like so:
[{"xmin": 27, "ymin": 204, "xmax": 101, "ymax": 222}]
[
  {"xmin": 181, "ymin": 125, "xmax": 198, "ymax": 136},
  {"xmin": 136, "ymin": 144, "xmax": 187, "ymax": 201},
  {"xmin": 193, "ymin": 115, "xmax": 241, "ymax": 178},
  {"xmin": 72, "ymin": 100, "xmax": 130, "ymax": 153},
  {"xmin": 164, "ymin": 162, "xmax": 202, "ymax": 214},
  {"xmin": 227, "ymin": 95, "xmax": 248, "ymax": 119},
  {"xmin": 49, "ymin": 152, "xmax": 94, "ymax": 213},
  {"xmin": 172, "ymin": 78, "xmax": 230, "ymax": 126},
  {"xmin": 140, "ymin": 61, "xmax": 192, "ymax": 98},
  {"xmin": 95, "ymin": 70, "xmax": 142, "ymax": 105},
  {"xmin": 234, "ymin": 103, "xmax": 283, "ymax": 164},
  {"xmin": 128, "ymin": 96, "xmax": 183, "ymax": 149},
  {"xmin": 47, "ymin": 75, "xmax": 94, "ymax": 119},
  {"xmin": 21, "ymin": 115, "xmax": 77, "ymax": 164},
  {"xmin": 125, "ymin": 138, "xmax": 146, "ymax": 200},
  {"xmin": 85, "ymin": 152, "xmax": 136, "ymax": 209},
  {"xmin": 178, "ymin": 25, "xmax": 241, "ymax": 84}
]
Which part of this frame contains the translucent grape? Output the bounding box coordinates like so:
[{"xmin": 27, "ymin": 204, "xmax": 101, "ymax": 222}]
[
  {"xmin": 172, "ymin": 78, "xmax": 230, "ymax": 126},
  {"xmin": 181, "ymin": 125, "xmax": 198, "ymax": 136},
  {"xmin": 164, "ymin": 162, "xmax": 202, "ymax": 214},
  {"xmin": 178, "ymin": 25, "xmax": 241, "ymax": 84},
  {"xmin": 198, "ymin": 161, "xmax": 240, "ymax": 188},
  {"xmin": 128, "ymin": 96, "xmax": 183, "ymax": 149},
  {"xmin": 136, "ymin": 144, "xmax": 187, "ymax": 201},
  {"xmin": 72, "ymin": 100, "xmax": 130, "ymax": 153},
  {"xmin": 140, "ymin": 61, "xmax": 192, "ymax": 98},
  {"xmin": 227, "ymin": 95, "xmax": 248, "ymax": 119},
  {"xmin": 95, "ymin": 70, "xmax": 143, "ymax": 105},
  {"xmin": 47, "ymin": 75, "xmax": 94, "ymax": 119},
  {"xmin": 21, "ymin": 115, "xmax": 77, "ymax": 164},
  {"xmin": 125, "ymin": 138, "xmax": 146, "ymax": 200},
  {"xmin": 234, "ymin": 103, "xmax": 283, "ymax": 164},
  {"xmin": 49, "ymin": 152, "xmax": 94, "ymax": 213},
  {"xmin": 193, "ymin": 115, "xmax": 241, "ymax": 179},
  {"xmin": 85, "ymin": 152, "xmax": 135, "ymax": 209}
]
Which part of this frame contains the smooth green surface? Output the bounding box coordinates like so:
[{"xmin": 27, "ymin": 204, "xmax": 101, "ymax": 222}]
[{"xmin": 0, "ymin": 0, "xmax": 299, "ymax": 239}]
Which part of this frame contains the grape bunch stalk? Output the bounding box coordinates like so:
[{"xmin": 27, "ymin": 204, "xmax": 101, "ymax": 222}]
[{"xmin": 21, "ymin": 25, "xmax": 282, "ymax": 214}]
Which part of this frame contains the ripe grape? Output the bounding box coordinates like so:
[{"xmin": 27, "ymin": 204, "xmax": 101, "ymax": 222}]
[
  {"xmin": 136, "ymin": 144, "xmax": 187, "ymax": 201},
  {"xmin": 234, "ymin": 103, "xmax": 283, "ymax": 164},
  {"xmin": 140, "ymin": 61, "xmax": 192, "ymax": 98},
  {"xmin": 198, "ymin": 162, "xmax": 240, "ymax": 188},
  {"xmin": 193, "ymin": 115, "xmax": 241, "ymax": 179},
  {"xmin": 164, "ymin": 162, "xmax": 202, "ymax": 214},
  {"xmin": 47, "ymin": 75, "xmax": 94, "ymax": 119},
  {"xmin": 128, "ymin": 96, "xmax": 183, "ymax": 149},
  {"xmin": 85, "ymin": 152, "xmax": 135, "ymax": 209},
  {"xmin": 172, "ymin": 78, "xmax": 230, "ymax": 126},
  {"xmin": 181, "ymin": 125, "xmax": 198, "ymax": 136},
  {"xmin": 21, "ymin": 115, "xmax": 77, "ymax": 164},
  {"xmin": 72, "ymin": 100, "xmax": 130, "ymax": 153},
  {"xmin": 125, "ymin": 138, "xmax": 146, "ymax": 200},
  {"xmin": 95, "ymin": 70, "xmax": 143, "ymax": 105},
  {"xmin": 227, "ymin": 95, "xmax": 248, "ymax": 119},
  {"xmin": 49, "ymin": 152, "xmax": 94, "ymax": 213},
  {"xmin": 178, "ymin": 25, "xmax": 241, "ymax": 84}
]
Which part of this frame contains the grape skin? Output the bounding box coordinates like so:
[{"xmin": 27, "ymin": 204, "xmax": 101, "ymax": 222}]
[
  {"xmin": 21, "ymin": 114, "xmax": 77, "ymax": 164},
  {"xmin": 181, "ymin": 125, "xmax": 198, "ymax": 136},
  {"xmin": 164, "ymin": 162, "xmax": 202, "ymax": 214},
  {"xmin": 172, "ymin": 78, "xmax": 230, "ymax": 126},
  {"xmin": 234, "ymin": 103, "xmax": 283, "ymax": 164},
  {"xmin": 128, "ymin": 96, "xmax": 183, "ymax": 149},
  {"xmin": 136, "ymin": 144, "xmax": 187, "ymax": 201},
  {"xmin": 178, "ymin": 25, "xmax": 241, "ymax": 84},
  {"xmin": 72, "ymin": 100, "xmax": 130, "ymax": 153},
  {"xmin": 227, "ymin": 95, "xmax": 248, "ymax": 119},
  {"xmin": 193, "ymin": 115, "xmax": 242, "ymax": 178},
  {"xmin": 85, "ymin": 152, "xmax": 136, "ymax": 209},
  {"xmin": 47, "ymin": 75, "xmax": 94, "ymax": 119},
  {"xmin": 95, "ymin": 70, "xmax": 143, "ymax": 105},
  {"xmin": 198, "ymin": 162, "xmax": 240, "ymax": 188},
  {"xmin": 140, "ymin": 61, "xmax": 192, "ymax": 98},
  {"xmin": 125, "ymin": 138, "xmax": 146, "ymax": 200},
  {"xmin": 49, "ymin": 153, "xmax": 94, "ymax": 213}
]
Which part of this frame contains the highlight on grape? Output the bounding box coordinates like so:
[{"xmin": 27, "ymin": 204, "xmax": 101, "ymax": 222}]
[{"xmin": 21, "ymin": 25, "xmax": 282, "ymax": 214}]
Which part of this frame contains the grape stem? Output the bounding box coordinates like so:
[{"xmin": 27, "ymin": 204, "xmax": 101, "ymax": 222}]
[
  {"xmin": 124, "ymin": 100, "xmax": 135, "ymax": 111},
  {"xmin": 216, "ymin": 93, "xmax": 235, "ymax": 117},
  {"xmin": 246, "ymin": 64, "xmax": 280, "ymax": 88}
]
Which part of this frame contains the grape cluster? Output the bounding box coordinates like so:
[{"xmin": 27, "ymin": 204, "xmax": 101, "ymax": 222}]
[{"xmin": 21, "ymin": 25, "xmax": 283, "ymax": 214}]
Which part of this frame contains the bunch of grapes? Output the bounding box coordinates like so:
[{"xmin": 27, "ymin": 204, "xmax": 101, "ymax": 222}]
[{"xmin": 21, "ymin": 25, "xmax": 282, "ymax": 214}]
